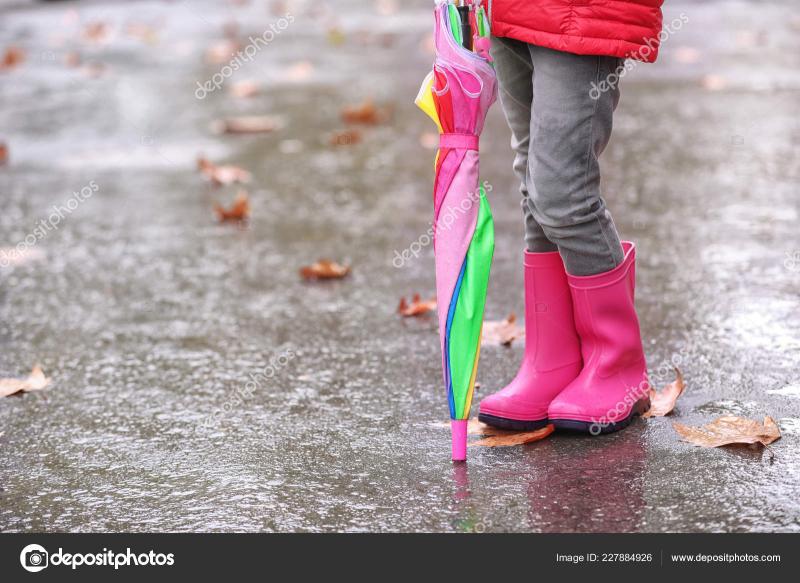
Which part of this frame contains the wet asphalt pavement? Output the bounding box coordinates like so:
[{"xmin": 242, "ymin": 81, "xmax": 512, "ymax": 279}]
[{"xmin": 0, "ymin": 0, "xmax": 799, "ymax": 532}]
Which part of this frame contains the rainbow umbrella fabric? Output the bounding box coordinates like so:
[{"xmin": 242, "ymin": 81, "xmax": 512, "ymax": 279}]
[{"xmin": 416, "ymin": 1, "xmax": 496, "ymax": 460}]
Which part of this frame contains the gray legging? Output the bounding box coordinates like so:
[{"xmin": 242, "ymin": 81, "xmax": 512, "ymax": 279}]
[{"xmin": 491, "ymin": 36, "xmax": 624, "ymax": 276}]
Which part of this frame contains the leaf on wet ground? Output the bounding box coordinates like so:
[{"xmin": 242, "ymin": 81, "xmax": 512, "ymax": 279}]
[
  {"xmin": 205, "ymin": 39, "xmax": 241, "ymax": 64},
  {"xmin": 643, "ymin": 367, "xmax": 685, "ymax": 417},
  {"xmin": 433, "ymin": 418, "xmax": 554, "ymax": 448},
  {"xmin": 229, "ymin": 80, "xmax": 260, "ymax": 98},
  {"xmin": 283, "ymin": 60, "xmax": 314, "ymax": 82},
  {"xmin": 673, "ymin": 415, "xmax": 781, "ymax": 448},
  {"xmin": 481, "ymin": 313, "xmax": 524, "ymax": 347},
  {"xmin": 300, "ymin": 259, "xmax": 351, "ymax": 281},
  {"xmin": 470, "ymin": 424, "xmax": 554, "ymax": 448},
  {"xmin": 213, "ymin": 190, "xmax": 250, "ymax": 223},
  {"xmin": 0, "ymin": 365, "xmax": 51, "ymax": 398},
  {"xmin": 329, "ymin": 129, "xmax": 362, "ymax": 146},
  {"xmin": 397, "ymin": 294, "xmax": 436, "ymax": 317},
  {"xmin": 0, "ymin": 141, "xmax": 8, "ymax": 164},
  {"xmin": 341, "ymin": 98, "xmax": 390, "ymax": 125},
  {"xmin": 83, "ymin": 22, "xmax": 111, "ymax": 43},
  {"xmin": 1, "ymin": 46, "xmax": 24, "ymax": 70},
  {"xmin": 211, "ymin": 115, "xmax": 280, "ymax": 134},
  {"xmin": 197, "ymin": 155, "xmax": 251, "ymax": 186}
]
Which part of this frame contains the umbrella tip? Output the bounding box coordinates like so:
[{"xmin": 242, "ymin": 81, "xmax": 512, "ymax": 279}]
[{"xmin": 451, "ymin": 419, "xmax": 468, "ymax": 461}]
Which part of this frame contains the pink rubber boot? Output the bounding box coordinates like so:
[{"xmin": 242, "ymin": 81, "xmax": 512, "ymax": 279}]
[
  {"xmin": 478, "ymin": 251, "xmax": 582, "ymax": 430},
  {"xmin": 548, "ymin": 242, "xmax": 650, "ymax": 434}
]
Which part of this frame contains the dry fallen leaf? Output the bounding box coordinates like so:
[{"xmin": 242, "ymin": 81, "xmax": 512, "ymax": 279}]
[
  {"xmin": 1, "ymin": 46, "xmax": 25, "ymax": 70},
  {"xmin": 83, "ymin": 21, "xmax": 110, "ymax": 43},
  {"xmin": 329, "ymin": 129, "xmax": 362, "ymax": 146},
  {"xmin": 470, "ymin": 424, "xmax": 554, "ymax": 447},
  {"xmin": 211, "ymin": 115, "xmax": 280, "ymax": 134},
  {"xmin": 0, "ymin": 365, "xmax": 51, "ymax": 398},
  {"xmin": 213, "ymin": 190, "xmax": 250, "ymax": 223},
  {"xmin": 0, "ymin": 141, "xmax": 8, "ymax": 165},
  {"xmin": 643, "ymin": 367, "xmax": 685, "ymax": 418},
  {"xmin": 64, "ymin": 51, "xmax": 81, "ymax": 68},
  {"xmin": 433, "ymin": 418, "xmax": 554, "ymax": 448},
  {"xmin": 205, "ymin": 39, "xmax": 241, "ymax": 64},
  {"xmin": 197, "ymin": 155, "xmax": 251, "ymax": 186},
  {"xmin": 326, "ymin": 26, "xmax": 346, "ymax": 46},
  {"xmin": 229, "ymin": 80, "xmax": 260, "ymax": 98},
  {"xmin": 397, "ymin": 294, "xmax": 436, "ymax": 317},
  {"xmin": 284, "ymin": 60, "xmax": 314, "ymax": 82},
  {"xmin": 300, "ymin": 259, "xmax": 351, "ymax": 280},
  {"xmin": 673, "ymin": 416, "xmax": 781, "ymax": 448},
  {"xmin": 481, "ymin": 313, "xmax": 525, "ymax": 347},
  {"xmin": 701, "ymin": 74, "xmax": 727, "ymax": 91},
  {"xmin": 341, "ymin": 98, "xmax": 386, "ymax": 125}
]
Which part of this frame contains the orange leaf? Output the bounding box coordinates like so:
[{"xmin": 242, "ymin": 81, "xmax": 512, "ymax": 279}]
[
  {"xmin": 0, "ymin": 365, "xmax": 51, "ymax": 398},
  {"xmin": 643, "ymin": 367, "xmax": 685, "ymax": 417},
  {"xmin": 197, "ymin": 155, "xmax": 251, "ymax": 186},
  {"xmin": 213, "ymin": 190, "xmax": 250, "ymax": 223},
  {"xmin": 229, "ymin": 80, "xmax": 260, "ymax": 98},
  {"xmin": 341, "ymin": 98, "xmax": 387, "ymax": 125},
  {"xmin": 83, "ymin": 21, "xmax": 110, "ymax": 43},
  {"xmin": 329, "ymin": 129, "xmax": 362, "ymax": 146},
  {"xmin": 1, "ymin": 46, "xmax": 24, "ymax": 70},
  {"xmin": 300, "ymin": 259, "xmax": 351, "ymax": 280},
  {"xmin": 211, "ymin": 116, "xmax": 279, "ymax": 134},
  {"xmin": 0, "ymin": 142, "xmax": 8, "ymax": 165},
  {"xmin": 397, "ymin": 294, "xmax": 436, "ymax": 317},
  {"xmin": 205, "ymin": 39, "xmax": 241, "ymax": 64},
  {"xmin": 673, "ymin": 416, "xmax": 781, "ymax": 448},
  {"xmin": 470, "ymin": 424, "xmax": 554, "ymax": 448},
  {"xmin": 481, "ymin": 313, "xmax": 525, "ymax": 347}
]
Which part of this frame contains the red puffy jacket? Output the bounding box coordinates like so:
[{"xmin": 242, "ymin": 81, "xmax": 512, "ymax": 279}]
[{"xmin": 490, "ymin": 0, "xmax": 665, "ymax": 63}]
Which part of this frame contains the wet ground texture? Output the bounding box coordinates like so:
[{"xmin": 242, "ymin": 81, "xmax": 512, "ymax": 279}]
[{"xmin": 1, "ymin": 0, "xmax": 799, "ymax": 532}]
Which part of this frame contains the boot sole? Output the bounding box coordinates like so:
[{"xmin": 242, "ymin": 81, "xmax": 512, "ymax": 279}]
[
  {"xmin": 550, "ymin": 397, "xmax": 651, "ymax": 435},
  {"xmin": 477, "ymin": 413, "xmax": 550, "ymax": 432}
]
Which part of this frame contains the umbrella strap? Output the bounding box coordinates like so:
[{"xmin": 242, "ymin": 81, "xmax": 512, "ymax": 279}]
[{"xmin": 439, "ymin": 133, "xmax": 479, "ymax": 151}]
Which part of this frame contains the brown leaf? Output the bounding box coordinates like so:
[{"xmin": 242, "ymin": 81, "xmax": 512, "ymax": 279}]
[
  {"xmin": 213, "ymin": 190, "xmax": 250, "ymax": 223},
  {"xmin": 83, "ymin": 21, "xmax": 110, "ymax": 43},
  {"xmin": 341, "ymin": 98, "xmax": 387, "ymax": 125},
  {"xmin": 643, "ymin": 367, "xmax": 685, "ymax": 417},
  {"xmin": 229, "ymin": 80, "xmax": 260, "ymax": 98},
  {"xmin": 470, "ymin": 424, "xmax": 554, "ymax": 448},
  {"xmin": 64, "ymin": 51, "xmax": 81, "ymax": 68},
  {"xmin": 205, "ymin": 39, "xmax": 241, "ymax": 64},
  {"xmin": 0, "ymin": 365, "xmax": 51, "ymax": 398},
  {"xmin": 197, "ymin": 155, "xmax": 251, "ymax": 186},
  {"xmin": 300, "ymin": 259, "xmax": 351, "ymax": 280},
  {"xmin": 397, "ymin": 294, "xmax": 436, "ymax": 317},
  {"xmin": 211, "ymin": 115, "xmax": 279, "ymax": 134},
  {"xmin": 0, "ymin": 142, "xmax": 8, "ymax": 165},
  {"xmin": 329, "ymin": 129, "xmax": 362, "ymax": 146},
  {"xmin": 283, "ymin": 60, "xmax": 314, "ymax": 82},
  {"xmin": 1, "ymin": 46, "xmax": 25, "ymax": 70},
  {"xmin": 481, "ymin": 313, "xmax": 525, "ymax": 347},
  {"xmin": 673, "ymin": 416, "xmax": 781, "ymax": 448}
]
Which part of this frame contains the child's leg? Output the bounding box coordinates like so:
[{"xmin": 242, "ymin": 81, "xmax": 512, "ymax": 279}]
[
  {"xmin": 490, "ymin": 37, "xmax": 556, "ymax": 253},
  {"xmin": 526, "ymin": 45, "xmax": 624, "ymax": 276}
]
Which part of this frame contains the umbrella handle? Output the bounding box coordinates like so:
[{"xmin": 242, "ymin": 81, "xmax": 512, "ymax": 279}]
[{"xmin": 451, "ymin": 419, "xmax": 468, "ymax": 461}]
